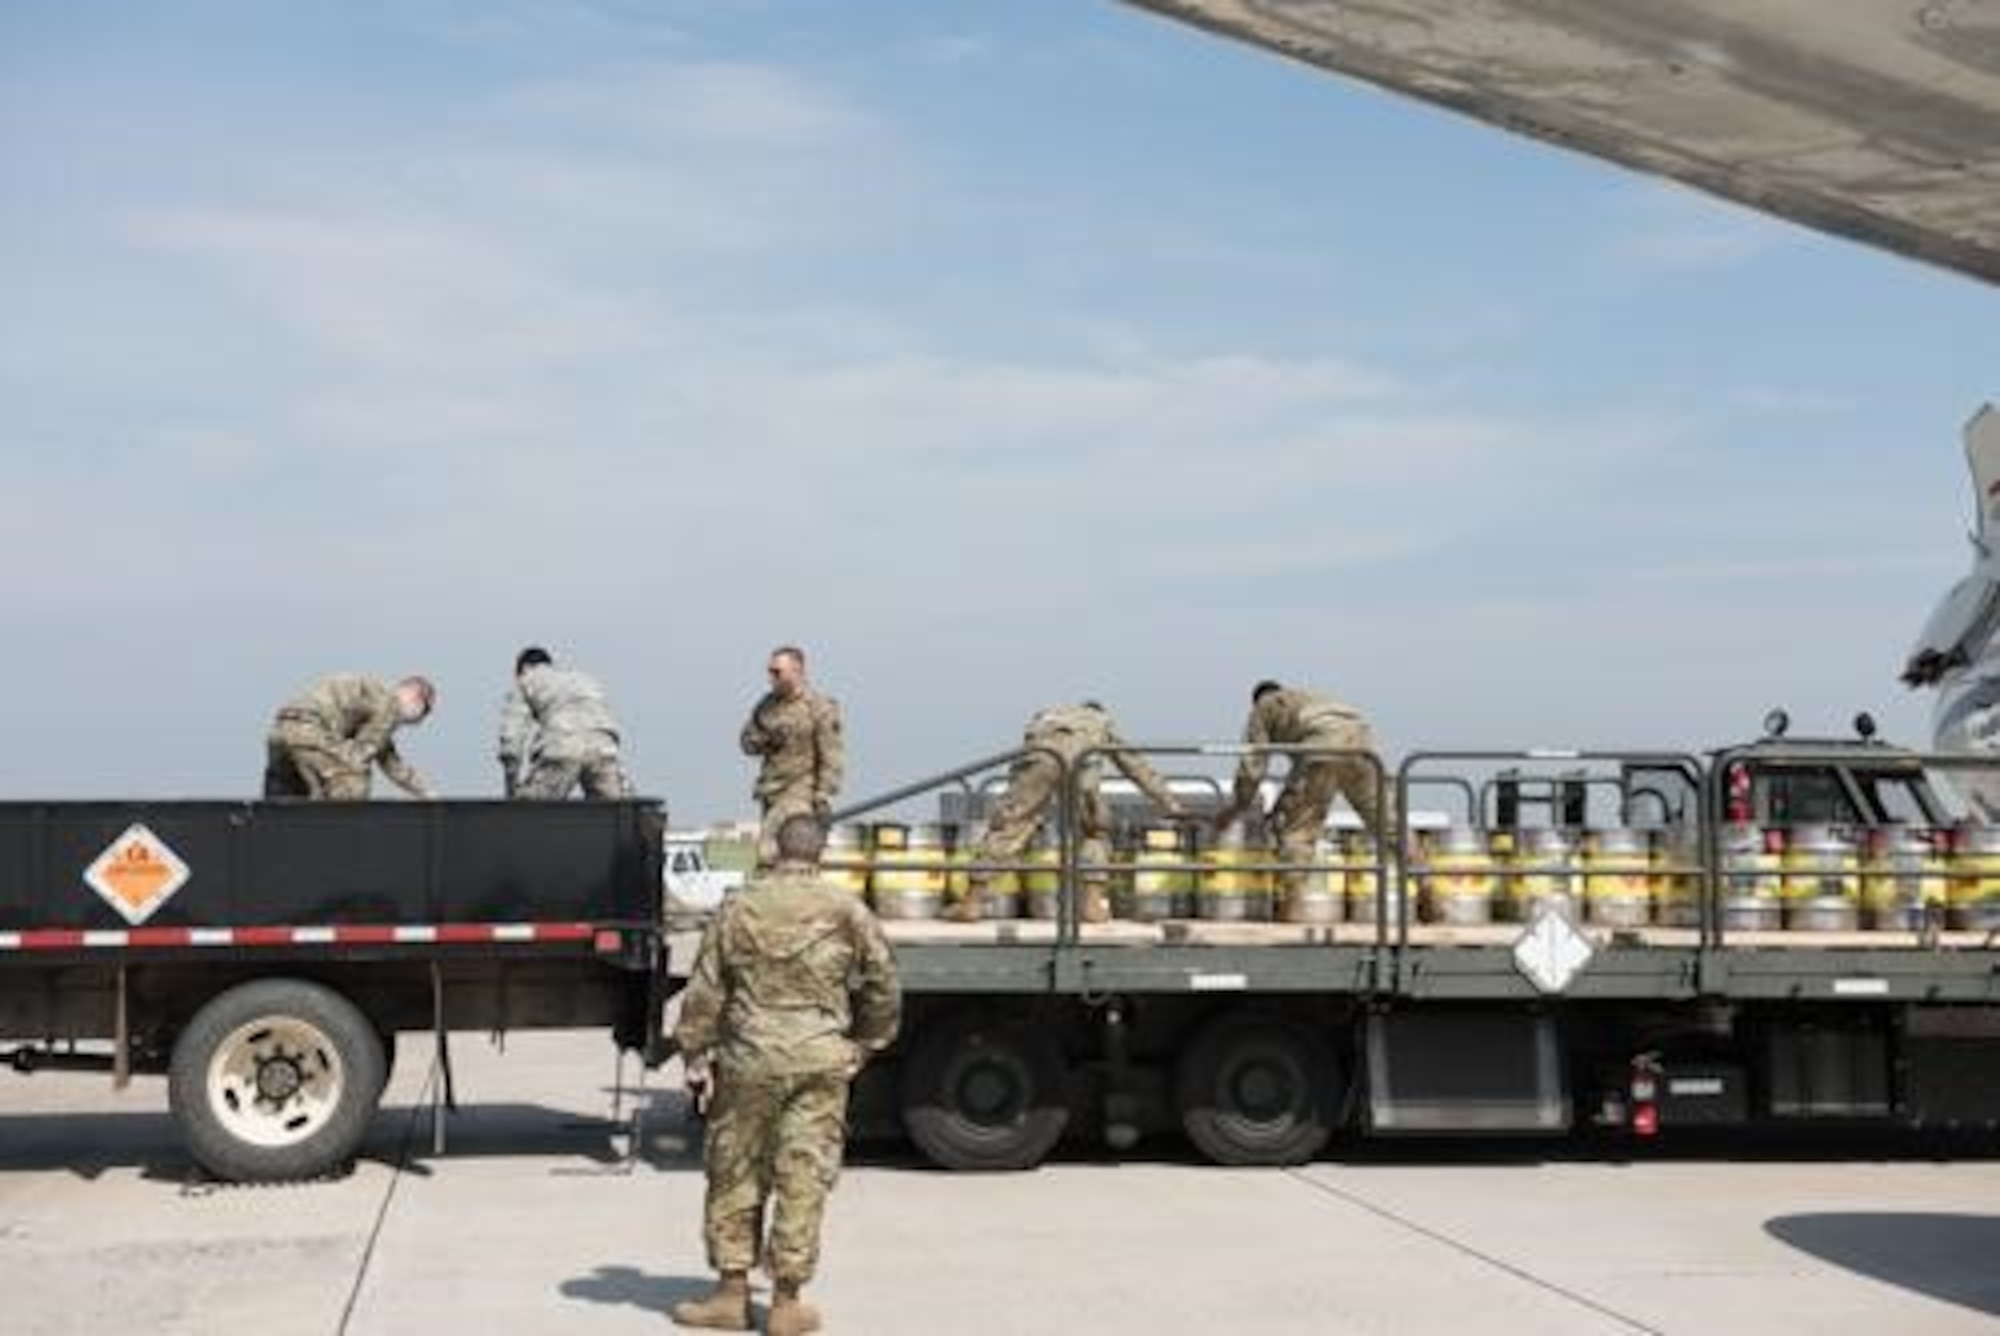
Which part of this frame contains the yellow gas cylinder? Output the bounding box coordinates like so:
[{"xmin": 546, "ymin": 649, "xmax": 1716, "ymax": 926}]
[
  {"xmin": 1422, "ymin": 825, "xmax": 1494, "ymax": 926},
  {"xmin": 870, "ymin": 822, "xmax": 945, "ymax": 920},
  {"xmin": 1199, "ymin": 827, "xmax": 1274, "ymax": 922},
  {"xmin": 943, "ymin": 823, "xmax": 970, "ymax": 902},
  {"xmin": 1344, "ymin": 831, "xmax": 1388, "ymax": 923},
  {"xmin": 822, "ymin": 823, "xmax": 871, "ymax": 897},
  {"xmin": 1583, "ymin": 827, "xmax": 1652, "ymax": 928},
  {"xmin": 941, "ymin": 822, "xmax": 978, "ymax": 919},
  {"xmin": 1860, "ymin": 825, "xmax": 1946, "ymax": 931},
  {"xmin": 1720, "ymin": 823, "xmax": 1783, "ymax": 932},
  {"xmin": 1124, "ymin": 825, "xmax": 1192, "ymax": 922},
  {"xmin": 1511, "ymin": 827, "xmax": 1578, "ymax": 920},
  {"xmin": 1947, "ymin": 822, "xmax": 2000, "ymax": 931},
  {"xmin": 1781, "ymin": 823, "xmax": 1860, "ymax": 932},
  {"xmin": 1022, "ymin": 827, "xmax": 1064, "ymax": 920},
  {"xmin": 1651, "ymin": 825, "xmax": 1703, "ymax": 929},
  {"xmin": 1282, "ymin": 833, "xmax": 1345, "ymax": 925}
]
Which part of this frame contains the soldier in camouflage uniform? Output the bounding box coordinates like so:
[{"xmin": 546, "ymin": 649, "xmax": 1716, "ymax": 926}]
[
  {"xmin": 262, "ymin": 673, "xmax": 436, "ymax": 800},
  {"xmin": 497, "ymin": 647, "xmax": 633, "ymax": 799},
  {"xmin": 671, "ymin": 815, "xmax": 900, "ymax": 1336},
  {"xmin": 1213, "ymin": 680, "xmax": 1391, "ymax": 894},
  {"xmin": 946, "ymin": 701, "xmax": 1185, "ymax": 924},
  {"xmin": 739, "ymin": 646, "xmax": 844, "ymax": 866}
]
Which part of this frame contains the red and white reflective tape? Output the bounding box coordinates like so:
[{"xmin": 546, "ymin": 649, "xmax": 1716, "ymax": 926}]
[{"xmin": 0, "ymin": 923, "xmax": 603, "ymax": 952}]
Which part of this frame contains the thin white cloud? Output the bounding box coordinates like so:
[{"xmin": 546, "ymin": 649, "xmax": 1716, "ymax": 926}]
[
  {"xmin": 418, "ymin": 1, "xmax": 690, "ymax": 59},
  {"xmin": 496, "ymin": 59, "xmax": 875, "ymax": 147},
  {"xmin": 1729, "ymin": 384, "xmax": 1864, "ymax": 416},
  {"xmin": 909, "ymin": 34, "xmax": 995, "ymax": 68},
  {"xmin": 1615, "ymin": 550, "xmax": 1944, "ymax": 586},
  {"xmin": 133, "ymin": 214, "xmax": 653, "ymax": 395}
]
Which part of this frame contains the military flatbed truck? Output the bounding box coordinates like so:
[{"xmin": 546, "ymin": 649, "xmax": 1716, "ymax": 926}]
[
  {"xmin": 0, "ymin": 799, "xmax": 667, "ymax": 1182},
  {"xmin": 823, "ymin": 727, "xmax": 2000, "ymax": 1170}
]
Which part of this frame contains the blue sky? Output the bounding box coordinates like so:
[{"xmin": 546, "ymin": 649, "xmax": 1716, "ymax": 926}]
[{"xmin": 2, "ymin": 1, "xmax": 1993, "ymax": 821}]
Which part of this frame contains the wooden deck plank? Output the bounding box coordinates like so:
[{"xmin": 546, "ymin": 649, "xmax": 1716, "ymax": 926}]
[
  {"xmin": 878, "ymin": 917, "xmax": 2000, "ymax": 951},
  {"xmin": 1162, "ymin": 921, "xmax": 1348, "ymax": 947},
  {"xmin": 881, "ymin": 920, "xmax": 1160, "ymax": 946},
  {"xmin": 1717, "ymin": 929, "xmax": 2000, "ymax": 951}
]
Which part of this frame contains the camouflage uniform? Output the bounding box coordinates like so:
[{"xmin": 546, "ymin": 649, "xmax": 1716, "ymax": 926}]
[
  {"xmin": 739, "ymin": 689, "xmax": 844, "ymax": 864},
  {"xmin": 976, "ymin": 703, "xmax": 1179, "ymax": 897},
  {"xmin": 263, "ymin": 674, "xmax": 430, "ymax": 800},
  {"xmin": 673, "ymin": 865, "xmax": 900, "ymax": 1288},
  {"xmin": 1232, "ymin": 687, "xmax": 1388, "ymax": 892},
  {"xmin": 498, "ymin": 664, "xmax": 632, "ymax": 800}
]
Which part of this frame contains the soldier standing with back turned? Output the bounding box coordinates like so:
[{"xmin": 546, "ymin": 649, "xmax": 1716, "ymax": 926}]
[
  {"xmin": 739, "ymin": 646, "xmax": 844, "ymax": 866},
  {"xmin": 671, "ymin": 815, "xmax": 900, "ymax": 1336}
]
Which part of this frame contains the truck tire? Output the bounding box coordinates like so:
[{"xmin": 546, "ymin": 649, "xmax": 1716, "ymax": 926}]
[
  {"xmin": 1176, "ymin": 1012, "xmax": 1338, "ymax": 1166},
  {"xmin": 168, "ymin": 979, "xmax": 387, "ymax": 1183},
  {"xmin": 900, "ymin": 1014, "xmax": 1070, "ymax": 1171}
]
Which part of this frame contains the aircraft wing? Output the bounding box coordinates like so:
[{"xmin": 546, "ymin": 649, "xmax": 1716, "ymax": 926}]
[{"xmin": 1121, "ymin": 1, "xmax": 2000, "ymax": 285}]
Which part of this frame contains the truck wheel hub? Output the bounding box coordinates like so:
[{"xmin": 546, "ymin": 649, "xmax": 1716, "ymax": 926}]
[{"xmin": 256, "ymin": 1050, "xmax": 305, "ymax": 1104}]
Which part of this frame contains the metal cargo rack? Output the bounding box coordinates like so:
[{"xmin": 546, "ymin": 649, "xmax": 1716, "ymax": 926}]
[{"xmin": 816, "ymin": 739, "xmax": 2000, "ymax": 1005}]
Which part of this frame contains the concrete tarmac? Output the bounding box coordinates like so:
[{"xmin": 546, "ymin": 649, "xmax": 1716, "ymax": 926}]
[{"xmin": 3, "ymin": 1031, "xmax": 1997, "ymax": 1335}]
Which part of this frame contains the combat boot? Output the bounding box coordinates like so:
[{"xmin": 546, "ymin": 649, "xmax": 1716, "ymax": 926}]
[
  {"xmin": 669, "ymin": 1271, "xmax": 751, "ymax": 1330},
  {"xmin": 943, "ymin": 880, "xmax": 987, "ymax": 924},
  {"xmin": 767, "ymin": 1282, "xmax": 822, "ymax": 1336}
]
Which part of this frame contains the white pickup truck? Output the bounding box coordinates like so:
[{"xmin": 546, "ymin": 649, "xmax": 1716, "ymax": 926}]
[{"xmin": 663, "ymin": 833, "xmax": 746, "ymax": 914}]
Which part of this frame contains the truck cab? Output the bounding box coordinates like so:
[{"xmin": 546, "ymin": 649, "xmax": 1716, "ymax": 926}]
[
  {"xmin": 1626, "ymin": 711, "xmax": 1962, "ymax": 830},
  {"xmin": 1734, "ymin": 744, "xmax": 1951, "ymax": 828}
]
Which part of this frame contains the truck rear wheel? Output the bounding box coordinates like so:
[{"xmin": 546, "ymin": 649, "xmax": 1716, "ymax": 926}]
[
  {"xmin": 168, "ymin": 979, "xmax": 386, "ymax": 1183},
  {"xmin": 900, "ymin": 1013, "xmax": 1070, "ymax": 1171},
  {"xmin": 1176, "ymin": 1012, "xmax": 1339, "ymax": 1166}
]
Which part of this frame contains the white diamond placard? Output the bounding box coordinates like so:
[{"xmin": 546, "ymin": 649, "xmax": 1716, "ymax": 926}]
[
  {"xmin": 83, "ymin": 824, "xmax": 192, "ymax": 925},
  {"xmin": 1512, "ymin": 903, "xmax": 1594, "ymax": 994}
]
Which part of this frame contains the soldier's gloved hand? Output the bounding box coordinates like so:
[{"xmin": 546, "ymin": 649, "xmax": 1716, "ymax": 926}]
[{"xmin": 813, "ymin": 797, "xmax": 833, "ymax": 823}]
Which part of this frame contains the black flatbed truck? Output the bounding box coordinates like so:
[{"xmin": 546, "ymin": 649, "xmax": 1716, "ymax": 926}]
[{"xmin": 0, "ymin": 798, "xmax": 667, "ymax": 1182}]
